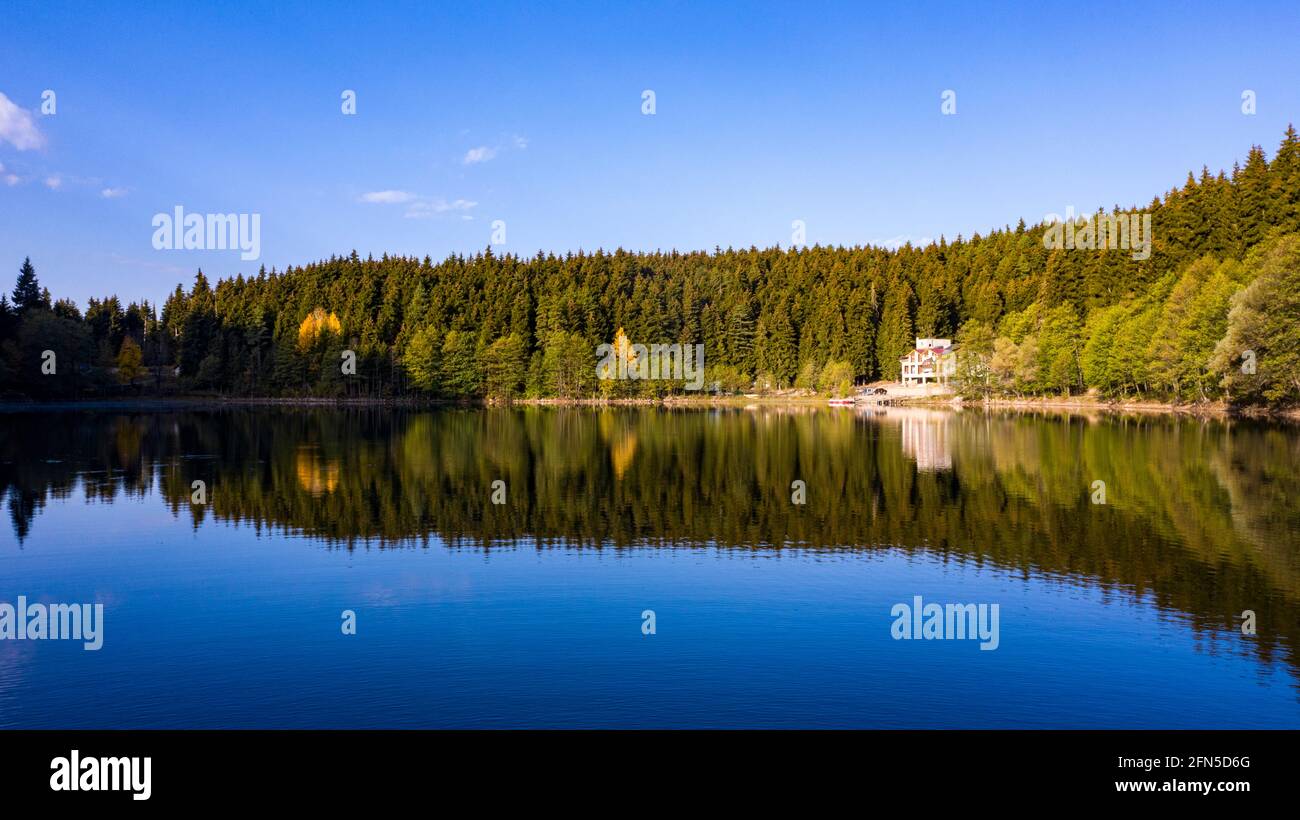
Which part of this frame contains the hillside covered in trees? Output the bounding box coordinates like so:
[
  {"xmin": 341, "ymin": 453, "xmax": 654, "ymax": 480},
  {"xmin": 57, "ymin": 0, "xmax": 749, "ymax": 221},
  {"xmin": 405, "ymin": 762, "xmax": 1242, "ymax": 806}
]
[{"xmin": 2, "ymin": 127, "xmax": 1299, "ymax": 407}]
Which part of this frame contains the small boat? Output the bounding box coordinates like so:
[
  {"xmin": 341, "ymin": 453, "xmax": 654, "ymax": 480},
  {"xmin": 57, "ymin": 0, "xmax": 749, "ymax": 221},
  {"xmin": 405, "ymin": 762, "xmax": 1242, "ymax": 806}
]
[{"xmin": 828, "ymin": 398, "xmax": 856, "ymax": 407}]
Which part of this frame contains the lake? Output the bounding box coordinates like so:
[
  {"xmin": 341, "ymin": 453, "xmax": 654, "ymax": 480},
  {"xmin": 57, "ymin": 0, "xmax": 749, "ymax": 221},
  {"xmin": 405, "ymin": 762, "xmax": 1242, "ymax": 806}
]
[{"xmin": 1, "ymin": 405, "xmax": 1297, "ymax": 728}]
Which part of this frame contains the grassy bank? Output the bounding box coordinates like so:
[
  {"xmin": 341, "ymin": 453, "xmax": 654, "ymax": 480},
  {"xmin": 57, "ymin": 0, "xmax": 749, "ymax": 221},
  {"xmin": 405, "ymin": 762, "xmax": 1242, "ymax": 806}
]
[
  {"xmin": 913, "ymin": 393, "xmax": 1300, "ymax": 420},
  {"xmin": 2, "ymin": 392, "xmax": 1297, "ymax": 420}
]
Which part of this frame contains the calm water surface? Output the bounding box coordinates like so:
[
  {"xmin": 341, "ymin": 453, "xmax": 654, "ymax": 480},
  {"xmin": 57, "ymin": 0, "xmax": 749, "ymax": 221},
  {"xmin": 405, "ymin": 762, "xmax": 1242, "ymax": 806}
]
[{"xmin": 1, "ymin": 405, "xmax": 1297, "ymax": 728}]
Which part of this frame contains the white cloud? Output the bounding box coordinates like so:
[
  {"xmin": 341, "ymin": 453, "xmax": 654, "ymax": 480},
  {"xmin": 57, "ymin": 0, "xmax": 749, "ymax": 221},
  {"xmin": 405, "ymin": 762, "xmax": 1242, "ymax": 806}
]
[
  {"xmin": 361, "ymin": 188, "xmax": 477, "ymax": 219},
  {"xmin": 462, "ymin": 146, "xmax": 497, "ymax": 165},
  {"xmin": 512, "ymin": 135, "xmax": 528, "ymax": 149},
  {"xmin": 3, "ymin": 174, "xmax": 18, "ymax": 186},
  {"xmin": 100, "ymin": 187, "xmax": 129, "ymax": 198},
  {"xmin": 44, "ymin": 175, "xmax": 62, "ymax": 190},
  {"xmin": 404, "ymin": 198, "xmax": 477, "ymax": 219},
  {"xmin": 359, "ymin": 189, "xmax": 417, "ymax": 204},
  {"xmin": 0, "ymin": 92, "xmax": 46, "ymax": 150}
]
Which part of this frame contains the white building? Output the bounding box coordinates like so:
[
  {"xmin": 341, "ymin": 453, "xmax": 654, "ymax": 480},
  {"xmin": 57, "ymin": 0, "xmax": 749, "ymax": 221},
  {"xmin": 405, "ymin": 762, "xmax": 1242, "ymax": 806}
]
[{"xmin": 900, "ymin": 338, "xmax": 956, "ymax": 386}]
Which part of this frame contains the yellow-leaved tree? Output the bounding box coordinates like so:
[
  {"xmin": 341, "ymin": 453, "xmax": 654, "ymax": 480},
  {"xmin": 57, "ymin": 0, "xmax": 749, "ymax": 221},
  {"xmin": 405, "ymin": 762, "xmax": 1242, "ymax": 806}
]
[
  {"xmin": 297, "ymin": 308, "xmax": 342, "ymax": 351},
  {"xmin": 116, "ymin": 337, "xmax": 145, "ymax": 386},
  {"xmin": 600, "ymin": 327, "xmax": 639, "ymax": 397}
]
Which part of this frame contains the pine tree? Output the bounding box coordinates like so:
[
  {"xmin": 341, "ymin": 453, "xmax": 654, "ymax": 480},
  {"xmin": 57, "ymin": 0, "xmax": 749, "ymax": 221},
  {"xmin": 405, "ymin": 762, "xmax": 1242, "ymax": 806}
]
[
  {"xmin": 12, "ymin": 257, "xmax": 41, "ymax": 311},
  {"xmin": 542, "ymin": 331, "xmax": 594, "ymax": 397},
  {"xmin": 440, "ymin": 330, "xmax": 481, "ymax": 397},
  {"xmin": 875, "ymin": 283, "xmax": 914, "ymax": 381},
  {"xmin": 403, "ymin": 325, "xmax": 442, "ymax": 393},
  {"xmin": 1235, "ymin": 145, "xmax": 1271, "ymax": 250},
  {"xmin": 759, "ymin": 303, "xmax": 798, "ymax": 386},
  {"xmin": 726, "ymin": 301, "xmax": 754, "ymax": 372},
  {"xmin": 483, "ymin": 333, "xmax": 527, "ymax": 399},
  {"xmin": 1270, "ymin": 124, "xmax": 1300, "ymax": 232}
]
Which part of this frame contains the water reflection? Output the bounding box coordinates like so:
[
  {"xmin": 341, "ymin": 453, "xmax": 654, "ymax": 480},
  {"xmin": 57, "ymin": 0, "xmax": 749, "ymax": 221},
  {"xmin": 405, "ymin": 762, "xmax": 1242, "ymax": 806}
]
[
  {"xmin": 1, "ymin": 405, "xmax": 1298, "ymax": 680},
  {"xmin": 894, "ymin": 407, "xmax": 954, "ymax": 471}
]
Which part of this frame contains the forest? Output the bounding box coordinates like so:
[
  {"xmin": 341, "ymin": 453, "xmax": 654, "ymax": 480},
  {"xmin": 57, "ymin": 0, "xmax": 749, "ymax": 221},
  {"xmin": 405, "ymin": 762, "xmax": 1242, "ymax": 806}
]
[{"xmin": 1, "ymin": 127, "xmax": 1298, "ymax": 407}]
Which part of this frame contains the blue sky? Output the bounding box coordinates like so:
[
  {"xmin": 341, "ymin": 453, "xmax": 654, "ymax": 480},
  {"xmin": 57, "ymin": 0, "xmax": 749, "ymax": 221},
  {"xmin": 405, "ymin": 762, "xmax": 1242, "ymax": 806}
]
[{"xmin": 2, "ymin": 0, "xmax": 1298, "ymax": 307}]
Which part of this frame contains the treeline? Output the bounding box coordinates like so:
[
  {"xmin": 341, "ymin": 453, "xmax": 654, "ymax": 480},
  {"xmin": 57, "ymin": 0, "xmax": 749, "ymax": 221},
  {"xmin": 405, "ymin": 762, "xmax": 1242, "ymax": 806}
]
[
  {"xmin": 2, "ymin": 127, "xmax": 1299, "ymax": 405},
  {"xmin": 954, "ymin": 233, "xmax": 1300, "ymax": 404},
  {"xmin": 0, "ymin": 258, "xmax": 167, "ymax": 399}
]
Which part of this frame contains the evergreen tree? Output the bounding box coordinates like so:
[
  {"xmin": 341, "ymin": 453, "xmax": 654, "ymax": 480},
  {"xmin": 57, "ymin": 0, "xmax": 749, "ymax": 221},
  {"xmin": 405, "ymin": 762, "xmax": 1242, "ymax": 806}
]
[
  {"xmin": 483, "ymin": 333, "xmax": 527, "ymax": 399},
  {"xmin": 440, "ymin": 330, "xmax": 481, "ymax": 397},
  {"xmin": 1270, "ymin": 124, "xmax": 1300, "ymax": 232},
  {"xmin": 403, "ymin": 325, "xmax": 442, "ymax": 393},
  {"xmin": 875, "ymin": 283, "xmax": 914, "ymax": 381},
  {"xmin": 1235, "ymin": 145, "xmax": 1272, "ymax": 250},
  {"xmin": 542, "ymin": 331, "xmax": 594, "ymax": 398},
  {"xmin": 12, "ymin": 257, "xmax": 41, "ymax": 312}
]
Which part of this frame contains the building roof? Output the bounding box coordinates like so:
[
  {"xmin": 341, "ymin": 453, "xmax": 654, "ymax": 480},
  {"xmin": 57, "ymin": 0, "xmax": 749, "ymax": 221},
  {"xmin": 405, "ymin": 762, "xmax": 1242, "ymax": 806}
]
[{"xmin": 901, "ymin": 344, "xmax": 952, "ymax": 361}]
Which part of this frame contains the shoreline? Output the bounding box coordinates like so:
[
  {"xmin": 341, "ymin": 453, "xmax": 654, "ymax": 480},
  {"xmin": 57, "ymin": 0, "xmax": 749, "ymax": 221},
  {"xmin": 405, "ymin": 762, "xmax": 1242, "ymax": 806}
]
[
  {"xmin": 1, "ymin": 393, "xmax": 1296, "ymax": 420},
  {"xmin": 923, "ymin": 395, "xmax": 1300, "ymax": 421},
  {"xmin": 910, "ymin": 394, "xmax": 1300, "ymax": 420}
]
